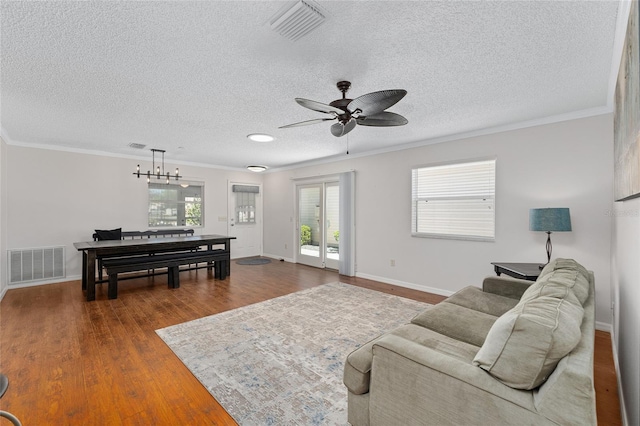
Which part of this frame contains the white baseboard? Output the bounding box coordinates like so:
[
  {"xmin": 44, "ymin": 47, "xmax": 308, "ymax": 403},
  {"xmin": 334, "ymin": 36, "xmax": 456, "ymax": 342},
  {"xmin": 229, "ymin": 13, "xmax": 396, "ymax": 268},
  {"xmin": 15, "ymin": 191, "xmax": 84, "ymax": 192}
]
[
  {"xmin": 262, "ymin": 253, "xmax": 294, "ymax": 263},
  {"xmin": 355, "ymin": 272, "xmax": 455, "ymax": 298},
  {"xmin": 356, "ymin": 273, "xmax": 614, "ymax": 328},
  {"xmin": 610, "ymin": 329, "xmax": 629, "ymax": 426},
  {"xmin": 6, "ymin": 274, "xmax": 81, "ymax": 290},
  {"xmin": 595, "ymin": 321, "xmax": 612, "ymax": 332}
]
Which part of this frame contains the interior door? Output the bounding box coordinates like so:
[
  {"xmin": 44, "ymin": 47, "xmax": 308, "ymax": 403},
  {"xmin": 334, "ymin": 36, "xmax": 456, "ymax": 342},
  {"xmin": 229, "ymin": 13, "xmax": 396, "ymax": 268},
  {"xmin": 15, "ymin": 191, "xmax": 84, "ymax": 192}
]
[
  {"xmin": 228, "ymin": 182, "xmax": 262, "ymax": 259},
  {"xmin": 296, "ymin": 182, "xmax": 339, "ymax": 269}
]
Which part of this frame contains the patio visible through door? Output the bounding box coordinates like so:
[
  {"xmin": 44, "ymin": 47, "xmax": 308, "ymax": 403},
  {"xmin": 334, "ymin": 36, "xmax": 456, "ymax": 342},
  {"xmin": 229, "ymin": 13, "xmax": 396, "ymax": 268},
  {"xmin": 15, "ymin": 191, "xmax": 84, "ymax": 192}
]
[{"xmin": 297, "ymin": 182, "xmax": 339, "ymax": 270}]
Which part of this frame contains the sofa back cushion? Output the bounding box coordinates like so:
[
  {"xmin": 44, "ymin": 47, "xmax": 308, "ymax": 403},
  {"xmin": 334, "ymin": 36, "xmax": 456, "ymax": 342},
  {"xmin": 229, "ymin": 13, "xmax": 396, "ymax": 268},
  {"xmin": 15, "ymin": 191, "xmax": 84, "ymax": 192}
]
[
  {"xmin": 531, "ymin": 258, "xmax": 590, "ymax": 305},
  {"xmin": 473, "ymin": 258, "xmax": 587, "ymax": 390},
  {"xmin": 411, "ymin": 302, "xmax": 496, "ymax": 347},
  {"xmin": 473, "ymin": 294, "xmax": 583, "ymax": 389}
]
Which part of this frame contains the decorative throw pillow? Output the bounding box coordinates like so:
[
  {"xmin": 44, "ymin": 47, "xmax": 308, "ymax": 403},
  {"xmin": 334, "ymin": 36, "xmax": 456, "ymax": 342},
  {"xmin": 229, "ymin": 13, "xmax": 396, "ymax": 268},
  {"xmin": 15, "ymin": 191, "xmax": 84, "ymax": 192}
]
[
  {"xmin": 95, "ymin": 228, "xmax": 122, "ymax": 241},
  {"xmin": 472, "ymin": 292, "xmax": 583, "ymax": 390}
]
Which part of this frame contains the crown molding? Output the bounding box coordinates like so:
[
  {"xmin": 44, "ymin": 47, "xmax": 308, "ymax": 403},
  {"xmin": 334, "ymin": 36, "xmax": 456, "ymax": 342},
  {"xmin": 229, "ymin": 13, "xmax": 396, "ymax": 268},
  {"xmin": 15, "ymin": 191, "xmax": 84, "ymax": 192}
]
[
  {"xmin": 268, "ymin": 106, "xmax": 612, "ymax": 173},
  {"xmin": 0, "ymin": 128, "xmax": 249, "ymax": 173},
  {"xmin": 3, "ymin": 104, "xmax": 611, "ymax": 176},
  {"xmin": 607, "ymin": 0, "xmax": 633, "ymax": 110}
]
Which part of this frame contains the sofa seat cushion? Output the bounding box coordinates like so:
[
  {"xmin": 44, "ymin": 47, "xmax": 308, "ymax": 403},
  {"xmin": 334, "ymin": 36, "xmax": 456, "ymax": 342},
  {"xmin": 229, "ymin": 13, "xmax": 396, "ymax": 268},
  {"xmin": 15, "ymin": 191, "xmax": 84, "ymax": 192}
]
[
  {"xmin": 411, "ymin": 302, "xmax": 497, "ymax": 347},
  {"xmin": 344, "ymin": 323, "xmax": 480, "ymax": 395},
  {"xmin": 473, "ymin": 291, "xmax": 584, "ymax": 390},
  {"xmin": 446, "ymin": 286, "xmax": 519, "ymax": 317}
]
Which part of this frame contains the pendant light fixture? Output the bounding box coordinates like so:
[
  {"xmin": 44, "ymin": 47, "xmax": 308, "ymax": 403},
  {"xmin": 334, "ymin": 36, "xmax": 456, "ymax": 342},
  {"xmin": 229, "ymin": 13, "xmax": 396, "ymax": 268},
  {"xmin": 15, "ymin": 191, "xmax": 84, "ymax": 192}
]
[{"xmin": 133, "ymin": 149, "xmax": 182, "ymax": 184}]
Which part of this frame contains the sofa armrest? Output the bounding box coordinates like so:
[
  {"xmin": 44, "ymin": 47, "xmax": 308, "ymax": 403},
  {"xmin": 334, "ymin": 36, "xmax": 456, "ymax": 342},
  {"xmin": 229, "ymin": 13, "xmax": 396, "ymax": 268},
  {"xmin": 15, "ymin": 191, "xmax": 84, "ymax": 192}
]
[
  {"xmin": 367, "ymin": 334, "xmax": 540, "ymax": 425},
  {"xmin": 482, "ymin": 275, "xmax": 533, "ymax": 300}
]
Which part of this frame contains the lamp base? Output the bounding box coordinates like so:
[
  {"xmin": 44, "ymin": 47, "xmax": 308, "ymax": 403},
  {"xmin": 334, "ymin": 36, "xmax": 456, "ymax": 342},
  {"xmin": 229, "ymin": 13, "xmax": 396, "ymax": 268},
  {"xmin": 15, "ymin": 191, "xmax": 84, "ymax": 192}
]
[{"xmin": 545, "ymin": 231, "xmax": 553, "ymax": 264}]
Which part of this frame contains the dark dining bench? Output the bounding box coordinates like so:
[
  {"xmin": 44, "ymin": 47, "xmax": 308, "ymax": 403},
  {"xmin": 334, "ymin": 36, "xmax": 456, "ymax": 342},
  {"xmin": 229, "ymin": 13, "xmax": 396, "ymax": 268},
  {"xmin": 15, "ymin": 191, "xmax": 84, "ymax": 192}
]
[
  {"xmin": 93, "ymin": 229, "xmax": 196, "ymax": 281},
  {"xmin": 102, "ymin": 249, "xmax": 230, "ymax": 299}
]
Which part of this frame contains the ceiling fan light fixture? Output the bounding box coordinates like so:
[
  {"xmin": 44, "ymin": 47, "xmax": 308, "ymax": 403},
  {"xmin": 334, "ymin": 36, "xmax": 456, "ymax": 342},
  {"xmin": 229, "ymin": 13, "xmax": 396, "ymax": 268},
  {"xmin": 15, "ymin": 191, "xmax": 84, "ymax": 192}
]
[
  {"xmin": 280, "ymin": 81, "xmax": 408, "ymax": 137},
  {"xmin": 247, "ymin": 133, "xmax": 275, "ymax": 142},
  {"xmin": 247, "ymin": 165, "xmax": 268, "ymax": 172}
]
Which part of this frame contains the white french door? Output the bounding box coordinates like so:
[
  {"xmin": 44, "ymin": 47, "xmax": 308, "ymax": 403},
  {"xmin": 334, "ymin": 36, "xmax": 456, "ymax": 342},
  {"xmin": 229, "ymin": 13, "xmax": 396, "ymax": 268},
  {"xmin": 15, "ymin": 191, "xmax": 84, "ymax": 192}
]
[{"xmin": 296, "ymin": 182, "xmax": 340, "ymax": 270}]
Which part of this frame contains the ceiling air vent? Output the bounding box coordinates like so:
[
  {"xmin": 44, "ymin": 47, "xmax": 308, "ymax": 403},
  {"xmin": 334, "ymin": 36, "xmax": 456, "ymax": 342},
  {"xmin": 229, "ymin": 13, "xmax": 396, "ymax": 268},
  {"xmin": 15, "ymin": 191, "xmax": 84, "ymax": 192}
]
[
  {"xmin": 270, "ymin": 0, "xmax": 326, "ymax": 42},
  {"xmin": 128, "ymin": 143, "xmax": 146, "ymax": 149}
]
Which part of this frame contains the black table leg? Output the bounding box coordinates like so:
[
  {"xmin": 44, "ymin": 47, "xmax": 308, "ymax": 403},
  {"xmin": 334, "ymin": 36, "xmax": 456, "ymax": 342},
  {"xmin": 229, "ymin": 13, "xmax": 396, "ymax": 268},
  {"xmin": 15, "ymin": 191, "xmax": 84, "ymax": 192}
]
[
  {"xmin": 87, "ymin": 251, "xmax": 96, "ymax": 301},
  {"xmin": 81, "ymin": 251, "xmax": 87, "ymax": 290}
]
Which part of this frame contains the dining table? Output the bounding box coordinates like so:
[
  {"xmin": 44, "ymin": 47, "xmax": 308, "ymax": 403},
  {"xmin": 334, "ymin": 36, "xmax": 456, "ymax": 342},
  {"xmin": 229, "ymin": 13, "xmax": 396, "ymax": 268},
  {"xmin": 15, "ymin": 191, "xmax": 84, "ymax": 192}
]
[{"xmin": 74, "ymin": 234, "xmax": 235, "ymax": 301}]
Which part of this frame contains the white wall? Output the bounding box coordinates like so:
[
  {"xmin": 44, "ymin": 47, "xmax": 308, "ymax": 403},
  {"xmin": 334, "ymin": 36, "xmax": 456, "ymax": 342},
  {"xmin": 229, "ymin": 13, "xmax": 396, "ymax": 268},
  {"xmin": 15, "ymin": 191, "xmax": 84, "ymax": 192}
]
[
  {"xmin": 3, "ymin": 113, "xmax": 616, "ymax": 329},
  {"xmin": 0, "ymin": 137, "xmax": 8, "ymax": 298},
  {"xmin": 611, "ymin": 196, "xmax": 640, "ymax": 426},
  {"xmin": 3, "ymin": 113, "xmax": 632, "ymax": 420},
  {"xmin": 4, "ymin": 145, "xmax": 262, "ymax": 283},
  {"xmin": 264, "ymin": 114, "xmax": 614, "ymax": 326}
]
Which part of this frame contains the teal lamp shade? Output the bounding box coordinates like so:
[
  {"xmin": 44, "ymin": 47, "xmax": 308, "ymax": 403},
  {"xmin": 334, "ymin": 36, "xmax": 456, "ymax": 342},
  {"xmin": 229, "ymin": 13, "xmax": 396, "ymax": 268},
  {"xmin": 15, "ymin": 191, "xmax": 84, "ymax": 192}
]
[{"xmin": 529, "ymin": 208, "xmax": 572, "ymax": 264}]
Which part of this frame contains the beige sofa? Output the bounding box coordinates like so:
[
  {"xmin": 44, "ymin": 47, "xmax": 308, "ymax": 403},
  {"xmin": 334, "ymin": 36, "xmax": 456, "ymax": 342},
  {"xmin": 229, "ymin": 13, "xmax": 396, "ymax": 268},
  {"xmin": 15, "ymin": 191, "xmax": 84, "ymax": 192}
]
[{"xmin": 344, "ymin": 258, "xmax": 596, "ymax": 425}]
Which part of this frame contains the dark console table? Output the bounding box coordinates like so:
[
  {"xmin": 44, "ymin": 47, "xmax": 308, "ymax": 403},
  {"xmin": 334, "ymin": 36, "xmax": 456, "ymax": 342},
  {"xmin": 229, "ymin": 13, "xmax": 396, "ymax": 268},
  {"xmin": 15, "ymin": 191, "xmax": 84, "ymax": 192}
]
[{"xmin": 491, "ymin": 262, "xmax": 542, "ymax": 282}]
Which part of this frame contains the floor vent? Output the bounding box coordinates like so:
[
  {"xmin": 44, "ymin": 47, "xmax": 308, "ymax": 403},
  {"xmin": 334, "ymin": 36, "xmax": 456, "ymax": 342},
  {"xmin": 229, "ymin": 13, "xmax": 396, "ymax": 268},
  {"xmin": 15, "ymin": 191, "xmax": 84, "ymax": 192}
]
[{"xmin": 8, "ymin": 247, "xmax": 65, "ymax": 284}]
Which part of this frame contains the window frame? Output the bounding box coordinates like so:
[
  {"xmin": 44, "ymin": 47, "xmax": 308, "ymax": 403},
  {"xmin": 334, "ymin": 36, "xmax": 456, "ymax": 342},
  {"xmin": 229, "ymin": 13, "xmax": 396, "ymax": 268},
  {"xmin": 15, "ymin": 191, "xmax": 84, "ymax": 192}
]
[
  {"xmin": 411, "ymin": 158, "xmax": 496, "ymax": 242},
  {"xmin": 147, "ymin": 181, "xmax": 204, "ymax": 229}
]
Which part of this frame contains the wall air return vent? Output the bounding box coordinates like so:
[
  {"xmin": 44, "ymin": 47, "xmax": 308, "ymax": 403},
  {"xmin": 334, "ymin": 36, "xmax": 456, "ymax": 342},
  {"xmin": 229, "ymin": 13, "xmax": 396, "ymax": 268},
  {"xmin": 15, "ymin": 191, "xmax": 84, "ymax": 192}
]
[
  {"xmin": 8, "ymin": 246, "xmax": 65, "ymax": 285},
  {"xmin": 128, "ymin": 143, "xmax": 146, "ymax": 149},
  {"xmin": 270, "ymin": 0, "xmax": 326, "ymax": 42}
]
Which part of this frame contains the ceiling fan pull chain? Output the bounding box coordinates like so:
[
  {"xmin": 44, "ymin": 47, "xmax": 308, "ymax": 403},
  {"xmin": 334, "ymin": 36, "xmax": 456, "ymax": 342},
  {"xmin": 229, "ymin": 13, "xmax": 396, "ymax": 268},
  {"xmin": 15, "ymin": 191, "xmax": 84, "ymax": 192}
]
[{"xmin": 346, "ymin": 133, "xmax": 350, "ymax": 155}]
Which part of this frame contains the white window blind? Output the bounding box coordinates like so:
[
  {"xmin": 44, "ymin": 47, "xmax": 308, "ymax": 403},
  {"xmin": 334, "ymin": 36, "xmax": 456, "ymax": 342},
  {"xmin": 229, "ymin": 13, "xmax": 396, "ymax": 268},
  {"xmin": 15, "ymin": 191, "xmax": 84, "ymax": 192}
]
[
  {"xmin": 235, "ymin": 191, "xmax": 256, "ymax": 224},
  {"xmin": 232, "ymin": 184, "xmax": 259, "ymax": 224},
  {"xmin": 411, "ymin": 159, "xmax": 496, "ymax": 241}
]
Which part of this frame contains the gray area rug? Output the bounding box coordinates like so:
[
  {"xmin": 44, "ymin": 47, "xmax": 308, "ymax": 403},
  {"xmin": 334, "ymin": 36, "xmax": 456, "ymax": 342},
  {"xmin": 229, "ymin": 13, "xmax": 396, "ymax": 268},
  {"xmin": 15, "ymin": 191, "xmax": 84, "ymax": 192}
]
[
  {"xmin": 156, "ymin": 282, "xmax": 430, "ymax": 425},
  {"xmin": 236, "ymin": 258, "xmax": 272, "ymax": 265}
]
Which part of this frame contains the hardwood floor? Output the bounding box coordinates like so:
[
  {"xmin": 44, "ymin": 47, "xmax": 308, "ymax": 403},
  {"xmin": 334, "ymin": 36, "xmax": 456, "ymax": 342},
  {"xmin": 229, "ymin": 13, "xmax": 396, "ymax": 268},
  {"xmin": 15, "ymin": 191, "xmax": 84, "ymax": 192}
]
[{"xmin": 0, "ymin": 261, "xmax": 621, "ymax": 425}]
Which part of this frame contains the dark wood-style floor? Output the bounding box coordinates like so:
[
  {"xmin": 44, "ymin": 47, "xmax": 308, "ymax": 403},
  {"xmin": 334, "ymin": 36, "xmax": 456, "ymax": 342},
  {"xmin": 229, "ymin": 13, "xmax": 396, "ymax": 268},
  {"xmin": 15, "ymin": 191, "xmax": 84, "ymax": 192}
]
[{"xmin": 0, "ymin": 260, "xmax": 621, "ymax": 425}]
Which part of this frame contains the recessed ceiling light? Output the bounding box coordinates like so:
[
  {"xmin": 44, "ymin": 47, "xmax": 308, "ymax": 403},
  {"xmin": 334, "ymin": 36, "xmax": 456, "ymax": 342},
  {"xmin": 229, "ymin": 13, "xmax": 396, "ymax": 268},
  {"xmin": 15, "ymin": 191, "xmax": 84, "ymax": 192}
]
[
  {"xmin": 247, "ymin": 133, "xmax": 275, "ymax": 142},
  {"xmin": 247, "ymin": 165, "xmax": 268, "ymax": 172}
]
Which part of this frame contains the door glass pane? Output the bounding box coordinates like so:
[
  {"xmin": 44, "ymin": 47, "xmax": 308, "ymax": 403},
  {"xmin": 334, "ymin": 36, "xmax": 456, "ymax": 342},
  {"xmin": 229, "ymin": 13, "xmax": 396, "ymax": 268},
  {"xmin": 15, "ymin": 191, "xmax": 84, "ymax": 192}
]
[
  {"xmin": 235, "ymin": 191, "xmax": 256, "ymax": 224},
  {"xmin": 325, "ymin": 184, "xmax": 340, "ymax": 262},
  {"xmin": 299, "ymin": 186, "xmax": 320, "ymax": 258}
]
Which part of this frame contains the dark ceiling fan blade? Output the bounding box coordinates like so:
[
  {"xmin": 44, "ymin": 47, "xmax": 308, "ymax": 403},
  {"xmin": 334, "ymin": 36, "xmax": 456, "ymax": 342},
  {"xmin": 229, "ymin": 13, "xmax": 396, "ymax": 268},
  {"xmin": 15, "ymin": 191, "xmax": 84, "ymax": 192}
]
[
  {"xmin": 356, "ymin": 111, "xmax": 408, "ymax": 127},
  {"xmin": 330, "ymin": 118, "xmax": 356, "ymax": 137},
  {"xmin": 279, "ymin": 117, "xmax": 336, "ymax": 129},
  {"xmin": 348, "ymin": 89, "xmax": 407, "ymax": 116},
  {"xmin": 295, "ymin": 98, "xmax": 345, "ymax": 115}
]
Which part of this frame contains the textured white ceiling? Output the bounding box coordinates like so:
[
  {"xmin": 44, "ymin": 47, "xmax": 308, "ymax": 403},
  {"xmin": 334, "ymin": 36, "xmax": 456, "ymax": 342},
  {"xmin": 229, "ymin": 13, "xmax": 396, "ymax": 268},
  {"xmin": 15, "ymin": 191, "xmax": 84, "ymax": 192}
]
[{"xmin": 1, "ymin": 1, "xmax": 620, "ymax": 171}]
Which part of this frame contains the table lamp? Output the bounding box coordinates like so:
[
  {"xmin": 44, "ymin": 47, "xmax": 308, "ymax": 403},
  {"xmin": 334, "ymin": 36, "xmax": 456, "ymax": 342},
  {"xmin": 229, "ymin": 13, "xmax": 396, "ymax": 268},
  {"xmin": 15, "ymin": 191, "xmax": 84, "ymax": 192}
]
[{"xmin": 529, "ymin": 207, "xmax": 572, "ymax": 266}]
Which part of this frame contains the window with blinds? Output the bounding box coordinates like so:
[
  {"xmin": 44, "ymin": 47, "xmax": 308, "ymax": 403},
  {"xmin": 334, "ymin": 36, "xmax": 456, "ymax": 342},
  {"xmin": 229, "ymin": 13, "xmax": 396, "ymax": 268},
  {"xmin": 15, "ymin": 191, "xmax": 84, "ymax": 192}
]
[
  {"xmin": 148, "ymin": 182, "xmax": 204, "ymax": 228},
  {"xmin": 411, "ymin": 159, "xmax": 496, "ymax": 241}
]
